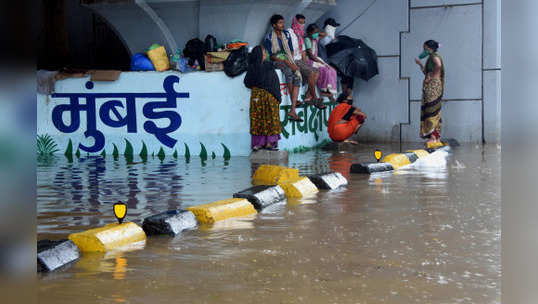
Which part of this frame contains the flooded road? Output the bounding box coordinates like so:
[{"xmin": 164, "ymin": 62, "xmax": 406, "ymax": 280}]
[{"xmin": 37, "ymin": 144, "xmax": 500, "ymax": 304}]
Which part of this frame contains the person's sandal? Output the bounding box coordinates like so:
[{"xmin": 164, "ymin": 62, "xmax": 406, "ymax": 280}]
[
  {"xmin": 314, "ymin": 98, "xmax": 327, "ymax": 109},
  {"xmin": 287, "ymin": 113, "xmax": 304, "ymax": 122}
]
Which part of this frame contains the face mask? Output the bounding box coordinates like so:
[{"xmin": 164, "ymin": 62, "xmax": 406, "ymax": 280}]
[
  {"xmin": 312, "ymin": 32, "xmax": 319, "ymax": 40},
  {"xmin": 418, "ymin": 50, "xmax": 430, "ymax": 59}
]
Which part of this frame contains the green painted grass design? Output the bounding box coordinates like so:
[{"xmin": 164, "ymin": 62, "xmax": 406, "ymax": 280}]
[
  {"xmin": 184, "ymin": 143, "xmax": 190, "ymax": 161},
  {"xmin": 60, "ymin": 139, "xmax": 237, "ymax": 162},
  {"xmin": 37, "ymin": 134, "xmax": 59, "ymax": 155},
  {"xmin": 112, "ymin": 144, "xmax": 119, "ymax": 159},
  {"xmin": 140, "ymin": 142, "xmax": 148, "ymax": 158},
  {"xmin": 64, "ymin": 139, "xmax": 73, "ymax": 157},
  {"xmin": 199, "ymin": 143, "xmax": 208, "ymax": 161},
  {"xmin": 124, "ymin": 139, "xmax": 134, "ymax": 158},
  {"xmin": 157, "ymin": 147, "xmax": 165, "ymax": 161},
  {"xmin": 222, "ymin": 143, "xmax": 231, "ymax": 160}
]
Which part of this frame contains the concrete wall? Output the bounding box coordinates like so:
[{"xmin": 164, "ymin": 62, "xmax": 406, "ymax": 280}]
[
  {"xmin": 80, "ymin": 0, "xmax": 501, "ymax": 144},
  {"xmin": 87, "ymin": 0, "xmax": 335, "ymax": 56},
  {"xmin": 37, "ymin": 71, "xmax": 332, "ymax": 156},
  {"xmin": 318, "ymin": 0, "xmax": 501, "ymax": 143}
]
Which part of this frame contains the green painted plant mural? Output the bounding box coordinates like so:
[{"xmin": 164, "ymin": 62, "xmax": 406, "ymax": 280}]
[
  {"xmin": 37, "ymin": 134, "xmax": 59, "ymax": 155},
  {"xmin": 199, "ymin": 143, "xmax": 208, "ymax": 161},
  {"xmin": 157, "ymin": 147, "xmax": 165, "ymax": 161},
  {"xmin": 184, "ymin": 143, "xmax": 190, "ymax": 162},
  {"xmin": 113, "ymin": 144, "xmax": 119, "ymax": 160},
  {"xmin": 222, "ymin": 143, "xmax": 231, "ymax": 160},
  {"xmin": 64, "ymin": 139, "xmax": 73, "ymax": 157},
  {"xmin": 61, "ymin": 138, "xmax": 236, "ymax": 163}
]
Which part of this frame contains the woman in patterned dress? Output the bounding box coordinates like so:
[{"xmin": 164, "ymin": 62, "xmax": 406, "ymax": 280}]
[
  {"xmin": 415, "ymin": 40, "xmax": 445, "ymax": 144},
  {"xmin": 244, "ymin": 45, "xmax": 282, "ymax": 151}
]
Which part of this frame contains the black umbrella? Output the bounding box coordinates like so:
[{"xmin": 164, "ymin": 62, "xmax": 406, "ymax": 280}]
[{"xmin": 327, "ymin": 36, "xmax": 379, "ymax": 81}]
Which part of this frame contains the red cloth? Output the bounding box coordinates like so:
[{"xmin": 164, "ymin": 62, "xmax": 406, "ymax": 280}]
[
  {"xmin": 291, "ymin": 17, "xmax": 305, "ymax": 52},
  {"xmin": 328, "ymin": 103, "xmax": 364, "ymax": 142}
]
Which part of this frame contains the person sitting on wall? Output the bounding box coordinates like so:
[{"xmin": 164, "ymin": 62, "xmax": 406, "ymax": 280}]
[
  {"xmin": 265, "ymin": 14, "xmax": 303, "ymax": 122},
  {"xmin": 327, "ymin": 92, "xmax": 366, "ymax": 145},
  {"xmin": 244, "ymin": 45, "xmax": 282, "ymax": 151},
  {"xmin": 305, "ymin": 23, "xmax": 338, "ymax": 102},
  {"xmin": 288, "ymin": 14, "xmax": 325, "ymax": 109}
]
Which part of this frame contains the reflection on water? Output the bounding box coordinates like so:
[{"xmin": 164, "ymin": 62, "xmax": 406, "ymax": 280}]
[{"xmin": 38, "ymin": 144, "xmax": 500, "ymax": 304}]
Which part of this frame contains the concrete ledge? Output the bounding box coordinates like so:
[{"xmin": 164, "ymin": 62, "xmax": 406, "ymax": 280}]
[
  {"xmin": 68, "ymin": 222, "xmax": 146, "ymax": 252},
  {"xmin": 278, "ymin": 177, "xmax": 319, "ymax": 198},
  {"xmin": 381, "ymin": 153, "xmax": 412, "ymax": 170},
  {"xmin": 350, "ymin": 162, "xmax": 394, "ymax": 174},
  {"xmin": 186, "ymin": 198, "xmax": 257, "ymax": 224},
  {"xmin": 307, "ymin": 172, "xmax": 348, "ymax": 190},
  {"xmin": 249, "ymin": 150, "xmax": 289, "ymax": 162},
  {"xmin": 252, "ymin": 165, "xmax": 300, "ymax": 185},
  {"xmin": 37, "ymin": 239, "xmax": 80, "ymax": 272},
  {"xmin": 233, "ymin": 185, "xmax": 286, "ymax": 210},
  {"xmin": 142, "ymin": 210, "xmax": 197, "ymax": 236}
]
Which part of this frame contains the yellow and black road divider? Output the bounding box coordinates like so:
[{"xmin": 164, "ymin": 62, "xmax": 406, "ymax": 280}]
[
  {"xmin": 351, "ymin": 138, "xmax": 458, "ymax": 174},
  {"xmin": 38, "ymin": 167, "xmax": 348, "ymax": 273}
]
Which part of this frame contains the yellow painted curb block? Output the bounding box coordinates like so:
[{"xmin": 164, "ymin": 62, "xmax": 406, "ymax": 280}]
[
  {"xmin": 68, "ymin": 222, "xmax": 146, "ymax": 252},
  {"xmin": 426, "ymin": 141, "xmax": 445, "ymax": 149},
  {"xmin": 278, "ymin": 177, "xmax": 319, "ymax": 198},
  {"xmin": 186, "ymin": 198, "xmax": 257, "ymax": 224},
  {"xmin": 382, "ymin": 153, "xmax": 412, "ymax": 170},
  {"xmin": 252, "ymin": 165, "xmax": 300, "ymax": 185},
  {"xmin": 407, "ymin": 149, "xmax": 430, "ymax": 158}
]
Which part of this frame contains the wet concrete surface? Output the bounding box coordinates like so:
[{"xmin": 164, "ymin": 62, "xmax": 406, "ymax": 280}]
[{"xmin": 37, "ymin": 143, "xmax": 500, "ymax": 304}]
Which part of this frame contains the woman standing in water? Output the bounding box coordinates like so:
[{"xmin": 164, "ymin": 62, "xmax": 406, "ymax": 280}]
[
  {"xmin": 415, "ymin": 40, "xmax": 445, "ymax": 144},
  {"xmin": 244, "ymin": 45, "xmax": 282, "ymax": 151}
]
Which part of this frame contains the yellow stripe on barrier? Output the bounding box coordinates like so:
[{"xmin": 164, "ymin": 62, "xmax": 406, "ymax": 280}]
[
  {"xmin": 278, "ymin": 177, "xmax": 319, "ymax": 198},
  {"xmin": 68, "ymin": 222, "xmax": 146, "ymax": 252},
  {"xmin": 252, "ymin": 165, "xmax": 299, "ymax": 185},
  {"xmin": 186, "ymin": 198, "xmax": 257, "ymax": 224},
  {"xmin": 407, "ymin": 149, "xmax": 430, "ymax": 158},
  {"xmin": 426, "ymin": 141, "xmax": 445, "ymax": 149},
  {"xmin": 382, "ymin": 153, "xmax": 412, "ymax": 170}
]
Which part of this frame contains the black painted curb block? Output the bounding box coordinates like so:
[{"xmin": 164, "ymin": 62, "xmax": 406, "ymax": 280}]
[
  {"xmin": 37, "ymin": 239, "xmax": 80, "ymax": 272},
  {"xmin": 142, "ymin": 210, "xmax": 198, "ymax": 236},
  {"xmin": 350, "ymin": 162, "xmax": 395, "ymax": 174},
  {"xmin": 403, "ymin": 152, "xmax": 419, "ymax": 163},
  {"xmin": 443, "ymin": 138, "xmax": 460, "ymax": 147},
  {"xmin": 307, "ymin": 172, "xmax": 348, "ymax": 190},
  {"xmin": 233, "ymin": 185, "xmax": 286, "ymax": 210}
]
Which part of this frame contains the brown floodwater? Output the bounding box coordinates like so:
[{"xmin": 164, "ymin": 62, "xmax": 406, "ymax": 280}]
[{"xmin": 37, "ymin": 143, "xmax": 500, "ymax": 304}]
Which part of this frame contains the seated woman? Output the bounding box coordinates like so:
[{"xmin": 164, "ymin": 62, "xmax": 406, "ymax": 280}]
[
  {"xmin": 304, "ymin": 23, "xmax": 338, "ymax": 102},
  {"xmin": 328, "ymin": 93, "xmax": 367, "ymax": 144},
  {"xmin": 244, "ymin": 45, "xmax": 283, "ymax": 151}
]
